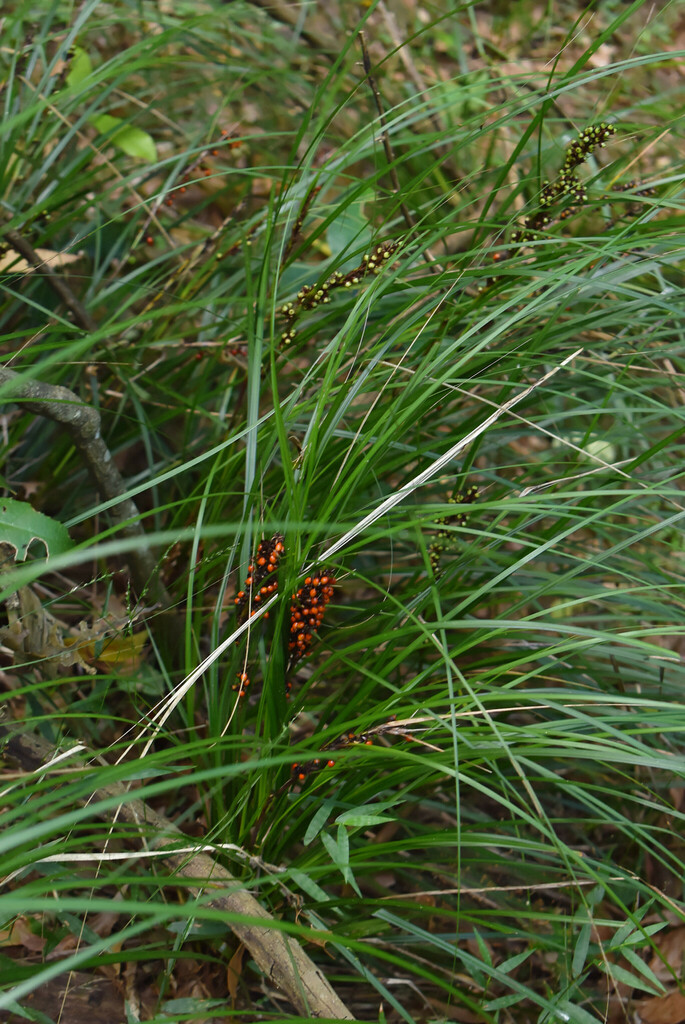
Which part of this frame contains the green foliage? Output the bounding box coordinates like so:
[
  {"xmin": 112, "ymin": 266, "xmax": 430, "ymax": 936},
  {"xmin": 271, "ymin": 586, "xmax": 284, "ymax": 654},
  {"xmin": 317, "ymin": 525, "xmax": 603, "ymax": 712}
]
[
  {"xmin": 1, "ymin": 0, "xmax": 685, "ymax": 1020},
  {"xmin": 0, "ymin": 498, "xmax": 72, "ymax": 561}
]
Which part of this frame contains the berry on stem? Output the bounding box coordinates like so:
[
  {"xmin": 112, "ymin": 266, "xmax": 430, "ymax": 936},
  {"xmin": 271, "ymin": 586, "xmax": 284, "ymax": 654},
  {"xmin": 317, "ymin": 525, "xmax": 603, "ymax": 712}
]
[{"xmin": 234, "ymin": 533, "xmax": 284, "ymax": 621}]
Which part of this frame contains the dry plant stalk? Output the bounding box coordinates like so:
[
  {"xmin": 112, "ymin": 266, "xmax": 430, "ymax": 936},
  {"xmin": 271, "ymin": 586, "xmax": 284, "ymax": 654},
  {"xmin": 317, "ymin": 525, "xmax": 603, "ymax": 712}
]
[{"xmin": 2, "ymin": 727, "xmax": 355, "ymax": 1020}]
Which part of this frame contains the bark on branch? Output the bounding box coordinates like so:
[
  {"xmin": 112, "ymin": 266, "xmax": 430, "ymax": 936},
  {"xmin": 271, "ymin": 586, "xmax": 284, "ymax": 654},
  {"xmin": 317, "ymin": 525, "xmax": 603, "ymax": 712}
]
[{"xmin": 2, "ymin": 728, "xmax": 355, "ymax": 1020}]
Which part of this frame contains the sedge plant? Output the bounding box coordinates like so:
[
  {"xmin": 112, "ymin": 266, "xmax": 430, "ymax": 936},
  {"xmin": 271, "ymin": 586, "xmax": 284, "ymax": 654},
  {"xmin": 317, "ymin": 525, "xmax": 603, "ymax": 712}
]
[{"xmin": 1, "ymin": 1, "xmax": 685, "ymax": 1021}]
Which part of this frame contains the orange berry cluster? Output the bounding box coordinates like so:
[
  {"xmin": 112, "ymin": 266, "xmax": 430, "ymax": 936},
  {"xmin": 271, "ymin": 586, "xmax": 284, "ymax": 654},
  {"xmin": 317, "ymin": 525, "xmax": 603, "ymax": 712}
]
[
  {"xmin": 430, "ymin": 484, "xmax": 479, "ymax": 573},
  {"xmin": 234, "ymin": 533, "xmax": 284, "ymax": 622},
  {"xmin": 279, "ymin": 240, "xmax": 402, "ymax": 344},
  {"xmin": 290, "ymin": 756, "xmax": 336, "ymax": 784},
  {"xmin": 290, "ymin": 729, "xmax": 373, "ymax": 784},
  {"xmin": 329, "ymin": 729, "xmax": 374, "ymax": 750},
  {"xmin": 287, "ymin": 570, "xmax": 336, "ymax": 668},
  {"xmin": 232, "ymin": 541, "xmax": 339, "ymax": 704},
  {"xmin": 232, "ymin": 671, "xmax": 250, "ymax": 699}
]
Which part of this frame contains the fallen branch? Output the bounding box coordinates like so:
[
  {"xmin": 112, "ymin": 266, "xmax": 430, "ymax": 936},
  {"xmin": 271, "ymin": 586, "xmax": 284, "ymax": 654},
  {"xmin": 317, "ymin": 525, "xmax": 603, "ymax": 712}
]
[
  {"xmin": 0, "ymin": 367, "xmax": 170, "ymax": 608},
  {"xmin": 3, "ymin": 227, "xmax": 98, "ymax": 334},
  {"xmin": 2, "ymin": 727, "xmax": 355, "ymax": 1020}
]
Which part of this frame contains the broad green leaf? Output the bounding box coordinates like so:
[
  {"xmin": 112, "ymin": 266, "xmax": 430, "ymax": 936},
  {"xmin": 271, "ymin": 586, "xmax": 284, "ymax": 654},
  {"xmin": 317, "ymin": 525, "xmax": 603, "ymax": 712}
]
[
  {"xmin": 289, "ymin": 869, "xmax": 328, "ymax": 903},
  {"xmin": 0, "ymin": 499, "xmax": 72, "ymax": 562},
  {"xmin": 92, "ymin": 114, "xmax": 157, "ymax": 162},
  {"xmin": 498, "ymin": 949, "xmax": 533, "ymax": 975},
  {"xmin": 303, "ymin": 799, "xmax": 334, "ymax": 846},
  {"xmin": 473, "ymin": 928, "xmax": 493, "ymax": 968},
  {"xmin": 485, "ymin": 993, "xmax": 524, "ymax": 1011},
  {"xmin": 542, "ymin": 1001, "xmax": 601, "ymax": 1024},
  {"xmin": 617, "ymin": 947, "xmax": 667, "ymax": 991},
  {"xmin": 320, "ymin": 826, "xmax": 360, "ymax": 895},
  {"xmin": 615, "ymin": 921, "xmax": 667, "ymax": 947},
  {"xmin": 161, "ymin": 998, "xmax": 222, "ymax": 1013},
  {"xmin": 582, "ymin": 439, "xmax": 617, "ymax": 464},
  {"xmin": 609, "ymin": 903, "xmax": 658, "ymax": 948},
  {"xmin": 572, "ymin": 921, "xmax": 592, "ymax": 978},
  {"xmin": 65, "ymin": 48, "xmax": 156, "ymax": 162},
  {"xmin": 599, "ymin": 960, "xmax": 664, "ymax": 996},
  {"xmin": 334, "ymin": 812, "xmax": 395, "ymax": 827},
  {"xmin": 336, "ymin": 823, "xmax": 350, "ymax": 871},
  {"xmin": 65, "ymin": 46, "xmax": 93, "ymax": 87}
]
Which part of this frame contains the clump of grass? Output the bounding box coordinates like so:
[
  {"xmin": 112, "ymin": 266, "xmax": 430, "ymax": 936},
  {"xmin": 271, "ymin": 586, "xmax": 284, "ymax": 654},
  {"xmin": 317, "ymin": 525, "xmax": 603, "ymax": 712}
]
[{"xmin": 1, "ymin": 1, "xmax": 685, "ymax": 1021}]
